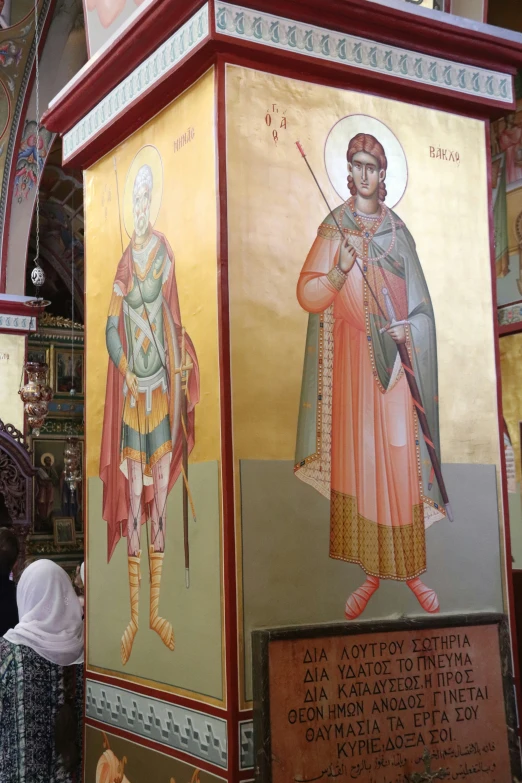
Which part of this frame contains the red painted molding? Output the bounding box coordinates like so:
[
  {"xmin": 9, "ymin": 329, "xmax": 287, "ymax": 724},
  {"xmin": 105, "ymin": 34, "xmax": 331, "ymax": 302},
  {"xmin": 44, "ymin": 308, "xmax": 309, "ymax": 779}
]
[
  {"xmin": 486, "ymin": 121, "xmax": 522, "ymax": 730},
  {"xmin": 0, "ymin": 295, "xmax": 44, "ymax": 334},
  {"xmin": 232, "ymin": 0, "xmax": 522, "ymax": 73},
  {"xmin": 0, "ymin": 296, "xmax": 42, "ymax": 316},
  {"xmin": 212, "ymin": 37, "xmax": 514, "ymax": 118},
  {"xmin": 0, "ymin": 327, "xmax": 36, "ymax": 335},
  {"xmin": 56, "ymin": 38, "xmax": 516, "ymax": 171},
  {"xmin": 42, "ymin": 0, "xmax": 207, "ymax": 134},
  {"xmin": 215, "ymin": 55, "xmax": 241, "ymax": 778},
  {"xmin": 42, "ymin": 0, "xmax": 522, "ymax": 143},
  {"xmin": 499, "ymin": 321, "xmax": 522, "ymax": 337},
  {"xmin": 60, "ymin": 40, "xmax": 217, "ymax": 170}
]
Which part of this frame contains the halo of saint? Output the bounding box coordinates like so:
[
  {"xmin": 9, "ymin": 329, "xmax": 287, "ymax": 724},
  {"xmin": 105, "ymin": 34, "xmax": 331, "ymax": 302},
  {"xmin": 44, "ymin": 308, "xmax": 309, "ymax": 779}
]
[
  {"xmin": 123, "ymin": 144, "xmax": 163, "ymax": 237},
  {"xmin": 324, "ymin": 114, "xmax": 408, "ymax": 208}
]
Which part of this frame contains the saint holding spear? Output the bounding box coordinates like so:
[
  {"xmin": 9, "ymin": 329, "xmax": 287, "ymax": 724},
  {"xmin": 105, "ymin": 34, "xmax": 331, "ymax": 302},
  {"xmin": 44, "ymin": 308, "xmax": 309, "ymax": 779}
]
[
  {"xmin": 100, "ymin": 144, "xmax": 200, "ymax": 664},
  {"xmin": 295, "ymin": 118, "xmax": 449, "ymax": 619}
]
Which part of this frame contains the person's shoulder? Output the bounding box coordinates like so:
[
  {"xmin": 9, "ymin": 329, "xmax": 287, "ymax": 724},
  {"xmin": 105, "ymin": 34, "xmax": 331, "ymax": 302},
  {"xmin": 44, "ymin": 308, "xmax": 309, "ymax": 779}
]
[
  {"xmin": 153, "ymin": 230, "xmax": 174, "ymax": 261},
  {"xmin": 386, "ymin": 206, "xmax": 412, "ymax": 239},
  {"xmin": 0, "ymin": 638, "xmax": 15, "ymax": 675},
  {"xmin": 153, "ymin": 229, "xmax": 169, "ymax": 249},
  {"xmin": 317, "ymin": 204, "xmax": 344, "ymax": 240},
  {"xmin": 322, "ymin": 204, "xmax": 344, "ymax": 227},
  {"xmin": 386, "ymin": 205, "xmax": 404, "ymax": 225}
]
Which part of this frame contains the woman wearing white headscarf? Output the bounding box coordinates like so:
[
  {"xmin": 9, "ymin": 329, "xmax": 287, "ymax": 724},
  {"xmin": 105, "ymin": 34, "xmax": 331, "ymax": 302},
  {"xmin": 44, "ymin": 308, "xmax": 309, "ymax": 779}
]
[{"xmin": 0, "ymin": 559, "xmax": 84, "ymax": 783}]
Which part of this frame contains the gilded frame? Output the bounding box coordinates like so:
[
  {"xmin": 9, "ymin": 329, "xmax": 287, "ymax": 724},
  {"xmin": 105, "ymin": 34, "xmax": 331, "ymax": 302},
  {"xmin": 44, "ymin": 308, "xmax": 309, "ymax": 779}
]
[
  {"xmin": 31, "ymin": 435, "xmax": 84, "ymax": 537},
  {"xmin": 53, "ymin": 516, "xmax": 76, "ymax": 546}
]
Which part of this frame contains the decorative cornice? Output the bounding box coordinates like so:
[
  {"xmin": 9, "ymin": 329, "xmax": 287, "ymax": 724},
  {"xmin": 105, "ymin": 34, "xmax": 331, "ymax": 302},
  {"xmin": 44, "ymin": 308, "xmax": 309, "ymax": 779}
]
[
  {"xmin": 0, "ymin": 313, "xmax": 36, "ymax": 331},
  {"xmin": 38, "ymin": 418, "xmax": 84, "ymax": 436},
  {"xmin": 28, "ymin": 537, "xmax": 84, "ymax": 554},
  {"xmin": 215, "ymin": 4, "xmax": 512, "ymax": 104},
  {"xmin": 85, "ymin": 679, "xmax": 228, "ymax": 769},
  {"xmin": 62, "ymin": 4, "xmax": 209, "ymax": 161},
  {"xmin": 30, "ymin": 332, "xmax": 84, "ymax": 344},
  {"xmin": 38, "ymin": 312, "xmax": 84, "ymax": 330}
]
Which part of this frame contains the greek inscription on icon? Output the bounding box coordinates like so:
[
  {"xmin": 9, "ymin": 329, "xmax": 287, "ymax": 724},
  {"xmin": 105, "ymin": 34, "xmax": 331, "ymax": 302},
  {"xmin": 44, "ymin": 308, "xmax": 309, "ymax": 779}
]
[
  {"xmin": 429, "ymin": 146, "xmax": 460, "ymax": 164},
  {"xmin": 173, "ymin": 127, "xmax": 195, "ymax": 153},
  {"xmin": 265, "ymin": 103, "xmax": 287, "ymax": 145}
]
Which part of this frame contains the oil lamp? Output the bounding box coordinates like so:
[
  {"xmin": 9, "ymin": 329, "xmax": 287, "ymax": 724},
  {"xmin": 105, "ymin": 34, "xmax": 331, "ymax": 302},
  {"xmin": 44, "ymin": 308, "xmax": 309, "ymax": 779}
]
[
  {"xmin": 63, "ymin": 436, "xmax": 82, "ymax": 494},
  {"xmin": 18, "ymin": 362, "xmax": 53, "ymax": 436}
]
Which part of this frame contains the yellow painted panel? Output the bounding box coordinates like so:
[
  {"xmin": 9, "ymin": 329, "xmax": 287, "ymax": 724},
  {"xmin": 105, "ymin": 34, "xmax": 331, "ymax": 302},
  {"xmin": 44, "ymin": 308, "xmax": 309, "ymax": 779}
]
[
  {"xmin": 0, "ymin": 333, "xmax": 25, "ymax": 434},
  {"xmin": 84, "ymin": 69, "xmax": 219, "ymax": 479},
  {"xmin": 226, "ymin": 66, "xmax": 498, "ymax": 471}
]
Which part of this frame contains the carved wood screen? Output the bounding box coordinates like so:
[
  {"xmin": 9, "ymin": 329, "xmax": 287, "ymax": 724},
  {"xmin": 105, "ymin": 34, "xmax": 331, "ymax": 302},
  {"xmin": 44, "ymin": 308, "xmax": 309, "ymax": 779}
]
[{"xmin": 0, "ymin": 420, "xmax": 37, "ymax": 577}]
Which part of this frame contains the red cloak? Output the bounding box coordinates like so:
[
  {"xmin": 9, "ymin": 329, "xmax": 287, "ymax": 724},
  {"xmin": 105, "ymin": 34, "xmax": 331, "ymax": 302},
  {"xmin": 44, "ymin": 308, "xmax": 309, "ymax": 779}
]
[{"xmin": 99, "ymin": 230, "xmax": 200, "ymax": 561}]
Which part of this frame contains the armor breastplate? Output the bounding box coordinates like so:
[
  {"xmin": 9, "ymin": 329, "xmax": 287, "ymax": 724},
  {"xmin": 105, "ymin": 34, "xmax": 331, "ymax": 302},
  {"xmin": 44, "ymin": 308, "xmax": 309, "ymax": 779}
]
[{"xmin": 124, "ymin": 238, "xmax": 168, "ymax": 377}]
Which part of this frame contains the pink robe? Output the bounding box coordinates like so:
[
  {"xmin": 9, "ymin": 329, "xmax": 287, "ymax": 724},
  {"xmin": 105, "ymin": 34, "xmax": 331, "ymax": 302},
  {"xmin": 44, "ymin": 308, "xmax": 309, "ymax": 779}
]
[{"xmin": 297, "ymin": 209, "xmax": 428, "ymax": 581}]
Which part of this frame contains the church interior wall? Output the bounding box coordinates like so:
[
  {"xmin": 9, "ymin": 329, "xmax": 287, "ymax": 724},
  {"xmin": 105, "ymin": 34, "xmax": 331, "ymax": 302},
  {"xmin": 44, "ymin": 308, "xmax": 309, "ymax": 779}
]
[{"xmin": 3, "ymin": 0, "xmax": 522, "ymax": 779}]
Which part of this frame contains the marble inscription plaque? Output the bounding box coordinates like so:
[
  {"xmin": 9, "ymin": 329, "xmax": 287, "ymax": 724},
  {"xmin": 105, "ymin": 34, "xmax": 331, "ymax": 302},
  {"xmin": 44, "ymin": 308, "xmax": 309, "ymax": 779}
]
[{"xmin": 266, "ymin": 624, "xmax": 511, "ymax": 782}]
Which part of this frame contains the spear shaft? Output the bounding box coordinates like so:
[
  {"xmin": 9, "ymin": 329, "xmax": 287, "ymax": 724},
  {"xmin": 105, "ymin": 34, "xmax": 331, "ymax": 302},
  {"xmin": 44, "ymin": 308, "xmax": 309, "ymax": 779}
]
[
  {"xmin": 295, "ymin": 141, "xmax": 453, "ymax": 522},
  {"xmin": 296, "ymin": 141, "xmax": 387, "ymax": 321}
]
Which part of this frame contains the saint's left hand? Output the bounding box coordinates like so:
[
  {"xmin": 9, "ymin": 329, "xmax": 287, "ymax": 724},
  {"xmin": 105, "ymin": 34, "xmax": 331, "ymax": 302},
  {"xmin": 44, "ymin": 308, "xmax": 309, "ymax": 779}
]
[{"xmin": 386, "ymin": 324, "xmax": 406, "ymax": 344}]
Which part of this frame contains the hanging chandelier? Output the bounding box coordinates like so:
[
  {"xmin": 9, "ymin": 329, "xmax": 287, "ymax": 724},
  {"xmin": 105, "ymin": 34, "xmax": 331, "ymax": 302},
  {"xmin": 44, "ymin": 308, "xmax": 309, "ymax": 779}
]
[{"xmin": 24, "ymin": 0, "xmax": 50, "ymax": 311}]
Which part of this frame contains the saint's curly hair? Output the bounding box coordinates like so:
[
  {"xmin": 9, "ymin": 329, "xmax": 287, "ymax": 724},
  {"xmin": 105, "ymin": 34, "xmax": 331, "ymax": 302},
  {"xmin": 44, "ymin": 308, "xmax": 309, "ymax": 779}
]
[
  {"xmin": 133, "ymin": 164, "xmax": 153, "ymax": 198},
  {"xmin": 347, "ymin": 133, "xmax": 387, "ymax": 203}
]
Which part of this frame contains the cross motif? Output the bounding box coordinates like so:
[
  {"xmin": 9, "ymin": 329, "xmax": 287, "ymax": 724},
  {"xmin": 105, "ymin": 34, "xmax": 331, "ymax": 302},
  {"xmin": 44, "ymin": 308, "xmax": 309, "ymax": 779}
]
[{"xmin": 407, "ymin": 749, "xmax": 448, "ymax": 783}]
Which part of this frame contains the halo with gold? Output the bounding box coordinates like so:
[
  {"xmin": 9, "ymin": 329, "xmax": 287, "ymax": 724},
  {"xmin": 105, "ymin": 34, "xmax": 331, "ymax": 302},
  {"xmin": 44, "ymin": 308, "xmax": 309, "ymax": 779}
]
[
  {"xmin": 40, "ymin": 452, "xmax": 55, "ymax": 466},
  {"xmin": 123, "ymin": 144, "xmax": 164, "ymax": 238},
  {"xmin": 324, "ymin": 114, "xmax": 408, "ymax": 209}
]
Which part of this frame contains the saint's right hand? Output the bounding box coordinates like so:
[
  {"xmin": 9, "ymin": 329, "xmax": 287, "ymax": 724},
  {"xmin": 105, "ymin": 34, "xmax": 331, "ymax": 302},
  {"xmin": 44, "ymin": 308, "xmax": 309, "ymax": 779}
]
[
  {"xmin": 126, "ymin": 370, "xmax": 139, "ymax": 400},
  {"xmin": 339, "ymin": 241, "xmax": 357, "ymax": 274}
]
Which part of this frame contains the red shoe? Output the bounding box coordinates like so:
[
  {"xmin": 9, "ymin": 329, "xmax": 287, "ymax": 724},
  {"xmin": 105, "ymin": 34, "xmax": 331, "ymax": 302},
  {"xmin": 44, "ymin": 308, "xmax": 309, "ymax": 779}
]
[
  {"xmin": 407, "ymin": 577, "xmax": 439, "ymax": 613},
  {"xmin": 345, "ymin": 576, "xmax": 380, "ymax": 620}
]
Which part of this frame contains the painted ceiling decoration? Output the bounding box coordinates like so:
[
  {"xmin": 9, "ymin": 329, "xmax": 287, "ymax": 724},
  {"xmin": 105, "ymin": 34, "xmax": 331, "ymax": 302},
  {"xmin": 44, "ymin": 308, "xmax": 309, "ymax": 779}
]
[
  {"xmin": 0, "ymin": 0, "xmax": 86, "ymax": 297},
  {"xmin": 0, "ymin": 0, "xmax": 51, "ymax": 259}
]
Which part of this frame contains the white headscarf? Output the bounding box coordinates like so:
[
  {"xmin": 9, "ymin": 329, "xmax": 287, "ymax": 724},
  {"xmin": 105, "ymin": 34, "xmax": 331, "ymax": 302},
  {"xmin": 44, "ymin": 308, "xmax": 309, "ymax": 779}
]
[{"xmin": 4, "ymin": 559, "xmax": 84, "ymax": 666}]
